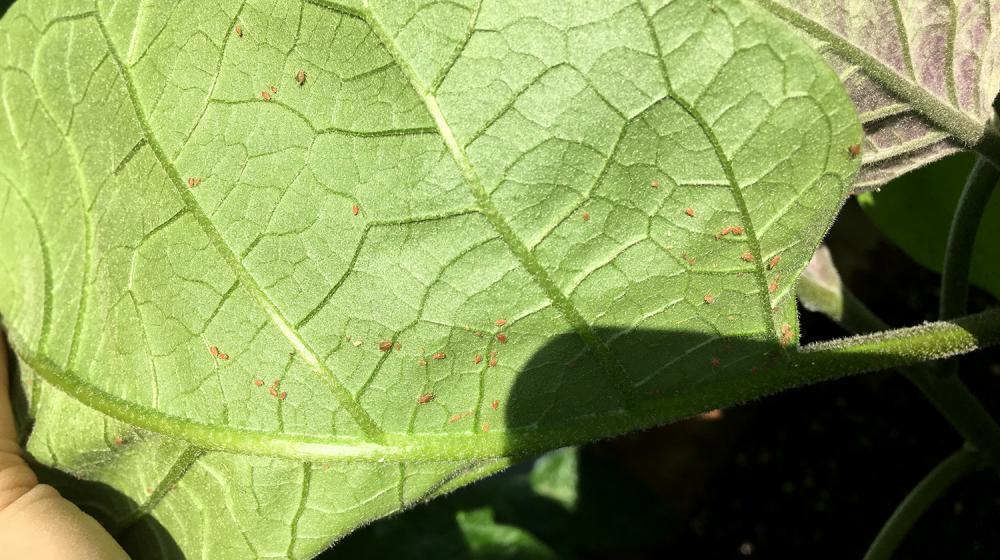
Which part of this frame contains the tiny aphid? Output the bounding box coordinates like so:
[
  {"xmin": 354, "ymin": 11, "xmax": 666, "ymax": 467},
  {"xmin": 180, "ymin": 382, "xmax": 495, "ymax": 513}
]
[
  {"xmin": 448, "ymin": 413, "xmax": 464, "ymax": 423},
  {"xmin": 270, "ymin": 85, "xmax": 278, "ymax": 94},
  {"xmin": 684, "ymin": 207, "xmax": 695, "ymax": 217},
  {"xmin": 495, "ymin": 319, "xmax": 507, "ymax": 327},
  {"xmin": 234, "ymin": 25, "xmax": 243, "ymax": 38},
  {"xmin": 650, "ymin": 179, "xmax": 660, "ymax": 188},
  {"xmin": 769, "ymin": 276, "xmax": 780, "ymax": 294},
  {"xmin": 768, "ymin": 255, "xmax": 781, "ymax": 270},
  {"xmin": 496, "ymin": 333, "xmax": 507, "ymax": 344},
  {"xmin": 432, "ymin": 352, "xmax": 446, "ymax": 360},
  {"xmin": 279, "ymin": 391, "xmax": 287, "ymax": 401},
  {"xmin": 209, "ymin": 345, "xmax": 219, "ymax": 357},
  {"xmin": 490, "ymin": 399, "xmax": 499, "ymax": 410},
  {"xmin": 848, "ymin": 144, "xmax": 862, "ymax": 158},
  {"xmin": 418, "ymin": 392, "xmax": 434, "ymax": 404},
  {"xmin": 379, "ymin": 341, "xmax": 393, "ymax": 352},
  {"xmin": 394, "ymin": 342, "xmax": 402, "ymax": 351},
  {"xmin": 296, "ymin": 69, "xmax": 306, "ymax": 86},
  {"xmin": 730, "ymin": 226, "xmax": 744, "ymax": 235},
  {"xmin": 351, "ymin": 203, "xmax": 360, "ymax": 216},
  {"xmin": 780, "ymin": 323, "xmax": 794, "ymax": 346},
  {"xmin": 114, "ymin": 436, "xmax": 124, "ymax": 446},
  {"xmin": 261, "ymin": 90, "xmax": 271, "ymax": 101},
  {"xmin": 582, "ymin": 211, "xmax": 590, "ymax": 221},
  {"xmin": 682, "ymin": 252, "xmax": 696, "ymax": 266},
  {"xmin": 710, "ymin": 357, "xmax": 720, "ymax": 368},
  {"xmin": 253, "ymin": 379, "xmax": 264, "ymax": 387},
  {"xmin": 218, "ymin": 352, "xmax": 230, "ymax": 360},
  {"xmin": 740, "ymin": 252, "xmax": 754, "ymax": 262},
  {"xmin": 474, "ymin": 354, "xmax": 483, "ymax": 364},
  {"xmin": 188, "ymin": 177, "xmax": 202, "ymax": 188},
  {"xmin": 703, "ymin": 294, "xmax": 714, "ymax": 304},
  {"xmin": 418, "ymin": 358, "xmax": 428, "ymax": 367},
  {"xmin": 488, "ymin": 357, "xmax": 498, "ymax": 367},
  {"xmin": 481, "ymin": 423, "xmax": 490, "ymax": 432},
  {"xmin": 351, "ymin": 339, "xmax": 363, "ymax": 347}
]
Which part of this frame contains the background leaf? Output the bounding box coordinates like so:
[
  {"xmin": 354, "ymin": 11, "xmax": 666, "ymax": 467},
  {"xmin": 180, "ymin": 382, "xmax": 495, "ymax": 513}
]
[
  {"xmin": 752, "ymin": 0, "xmax": 1000, "ymax": 191},
  {"xmin": 858, "ymin": 153, "xmax": 1000, "ymax": 300},
  {"xmin": 0, "ymin": 0, "xmax": 859, "ymax": 557}
]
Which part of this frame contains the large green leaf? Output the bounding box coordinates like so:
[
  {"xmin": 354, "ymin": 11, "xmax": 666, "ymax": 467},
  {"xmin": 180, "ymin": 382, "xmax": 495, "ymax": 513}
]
[
  {"xmin": 0, "ymin": 0, "xmax": 859, "ymax": 557},
  {"xmin": 751, "ymin": 0, "xmax": 1000, "ymax": 191}
]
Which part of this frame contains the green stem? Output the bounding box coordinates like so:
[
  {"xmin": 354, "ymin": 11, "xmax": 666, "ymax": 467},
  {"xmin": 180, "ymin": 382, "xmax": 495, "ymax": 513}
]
[
  {"xmin": 863, "ymin": 447, "xmax": 981, "ymax": 560},
  {"xmin": 800, "ymin": 275, "xmax": 1000, "ymax": 467},
  {"xmin": 939, "ymin": 157, "xmax": 1000, "ymax": 320},
  {"xmin": 6, "ymin": 308, "xmax": 1000, "ymax": 462}
]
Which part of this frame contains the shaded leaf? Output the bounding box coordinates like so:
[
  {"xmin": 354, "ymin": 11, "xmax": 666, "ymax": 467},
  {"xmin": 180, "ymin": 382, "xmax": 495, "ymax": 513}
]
[
  {"xmin": 752, "ymin": 0, "xmax": 1000, "ymax": 191},
  {"xmin": 858, "ymin": 152, "xmax": 1000, "ymax": 299}
]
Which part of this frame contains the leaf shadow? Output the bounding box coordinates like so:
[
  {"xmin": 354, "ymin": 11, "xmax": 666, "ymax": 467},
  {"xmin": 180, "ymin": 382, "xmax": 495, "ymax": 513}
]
[{"xmin": 501, "ymin": 327, "xmax": 785, "ymax": 457}]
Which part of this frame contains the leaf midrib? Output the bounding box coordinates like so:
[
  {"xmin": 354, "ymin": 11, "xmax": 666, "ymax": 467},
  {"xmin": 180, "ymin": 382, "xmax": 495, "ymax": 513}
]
[
  {"xmin": 349, "ymin": 0, "xmax": 639, "ymax": 408},
  {"xmin": 88, "ymin": 11, "xmax": 386, "ymax": 443}
]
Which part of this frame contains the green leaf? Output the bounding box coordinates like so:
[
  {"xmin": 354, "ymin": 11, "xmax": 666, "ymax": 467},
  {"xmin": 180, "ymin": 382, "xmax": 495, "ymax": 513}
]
[
  {"xmin": 858, "ymin": 153, "xmax": 1000, "ymax": 300},
  {"xmin": 0, "ymin": 0, "xmax": 859, "ymax": 557},
  {"xmin": 750, "ymin": 0, "xmax": 1000, "ymax": 191}
]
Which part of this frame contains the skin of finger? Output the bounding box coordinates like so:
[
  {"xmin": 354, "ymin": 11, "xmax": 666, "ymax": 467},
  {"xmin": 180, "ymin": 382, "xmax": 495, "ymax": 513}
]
[{"xmin": 0, "ymin": 334, "xmax": 130, "ymax": 559}]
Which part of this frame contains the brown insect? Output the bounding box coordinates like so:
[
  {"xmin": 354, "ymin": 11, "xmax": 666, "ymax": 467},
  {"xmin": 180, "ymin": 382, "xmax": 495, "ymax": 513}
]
[
  {"xmin": 769, "ymin": 276, "xmax": 780, "ymax": 294},
  {"xmin": 187, "ymin": 177, "xmax": 202, "ymax": 188},
  {"xmin": 261, "ymin": 90, "xmax": 271, "ymax": 101},
  {"xmin": 394, "ymin": 342, "xmax": 402, "ymax": 351},
  {"xmin": 740, "ymin": 252, "xmax": 754, "ymax": 262},
  {"xmin": 296, "ymin": 69, "xmax": 306, "ymax": 86},
  {"xmin": 234, "ymin": 24, "xmax": 243, "ymax": 38},
  {"xmin": 488, "ymin": 357, "xmax": 498, "ymax": 367},
  {"xmin": 730, "ymin": 226, "xmax": 744, "ymax": 235},
  {"xmin": 474, "ymin": 354, "xmax": 483, "ymax": 365},
  {"xmin": 417, "ymin": 392, "xmax": 434, "ymax": 404},
  {"xmin": 270, "ymin": 85, "xmax": 278, "ymax": 94},
  {"xmin": 582, "ymin": 211, "xmax": 590, "ymax": 221},
  {"xmin": 278, "ymin": 391, "xmax": 287, "ymax": 401},
  {"xmin": 209, "ymin": 345, "xmax": 219, "ymax": 357},
  {"xmin": 496, "ymin": 333, "xmax": 507, "ymax": 344},
  {"xmin": 703, "ymin": 294, "xmax": 714, "ymax": 304},
  {"xmin": 253, "ymin": 379, "xmax": 264, "ymax": 387},
  {"xmin": 684, "ymin": 207, "xmax": 695, "ymax": 217},
  {"xmin": 495, "ymin": 319, "xmax": 507, "ymax": 327},
  {"xmin": 379, "ymin": 341, "xmax": 393, "ymax": 352},
  {"xmin": 682, "ymin": 252, "xmax": 696, "ymax": 266},
  {"xmin": 218, "ymin": 352, "xmax": 230, "ymax": 360},
  {"xmin": 491, "ymin": 399, "xmax": 499, "ymax": 410},
  {"xmin": 650, "ymin": 179, "xmax": 660, "ymax": 188},
  {"xmin": 848, "ymin": 144, "xmax": 862, "ymax": 158},
  {"xmin": 351, "ymin": 203, "xmax": 360, "ymax": 216},
  {"xmin": 710, "ymin": 357, "xmax": 720, "ymax": 368},
  {"xmin": 114, "ymin": 436, "xmax": 124, "ymax": 446},
  {"xmin": 481, "ymin": 422, "xmax": 491, "ymax": 432},
  {"xmin": 780, "ymin": 323, "xmax": 794, "ymax": 346},
  {"xmin": 432, "ymin": 352, "xmax": 446, "ymax": 360},
  {"xmin": 768, "ymin": 255, "xmax": 781, "ymax": 270}
]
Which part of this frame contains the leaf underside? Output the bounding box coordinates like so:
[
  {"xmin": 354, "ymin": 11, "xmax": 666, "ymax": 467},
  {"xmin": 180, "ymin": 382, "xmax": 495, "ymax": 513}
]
[
  {"xmin": 0, "ymin": 0, "xmax": 859, "ymax": 557},
  {"xmin": 752, "ymin": 0, "xmax": 1000, "ymax": 192}
]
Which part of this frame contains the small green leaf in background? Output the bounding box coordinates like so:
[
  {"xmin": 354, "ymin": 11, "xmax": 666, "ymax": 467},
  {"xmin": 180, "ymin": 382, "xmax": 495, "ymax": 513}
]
[
  {"xmin": 323, "ymin": 448, "xmax": 677, "ymax": 559},
  {"xmin": 858, "ymin": 153, "xmax": 1000, "ymax": 300}
]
